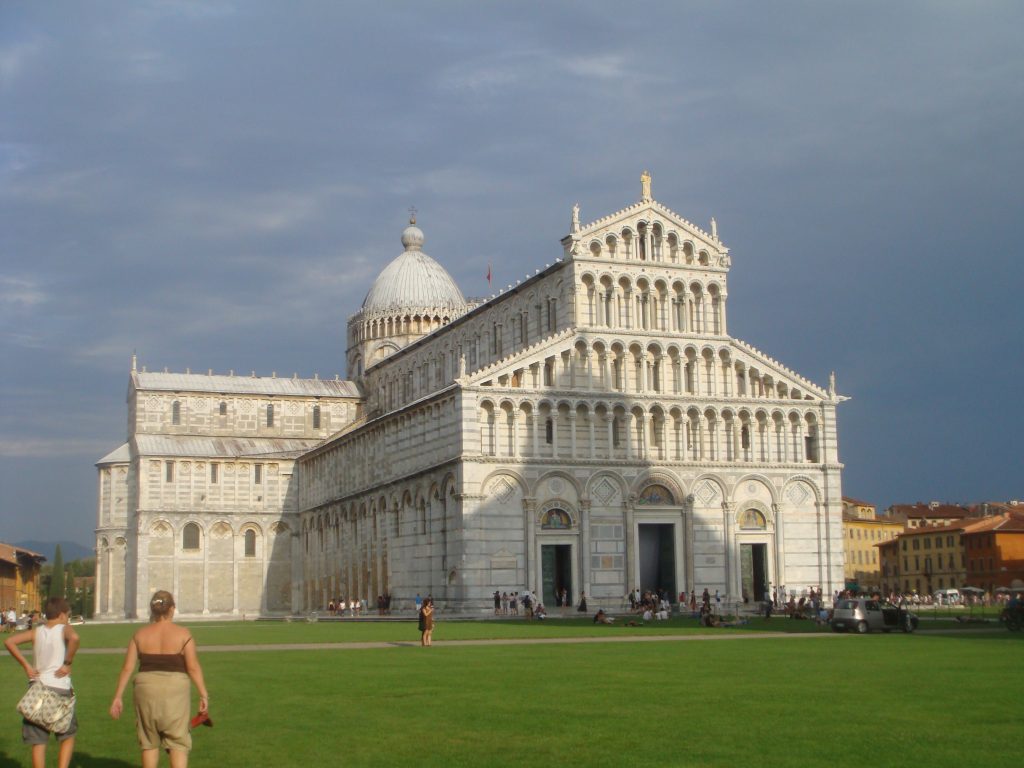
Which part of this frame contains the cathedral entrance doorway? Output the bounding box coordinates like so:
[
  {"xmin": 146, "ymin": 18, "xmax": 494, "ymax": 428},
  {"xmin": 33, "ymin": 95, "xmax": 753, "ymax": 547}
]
[
  {"xmin": 541, "ymin": 544, "xmax": 572, "ymax": 608},
  {"xmin": 638, "ymin": 524, "xmax": 676, "ymax": 600},
  {"xmin": 740, "ymin": 543, "xmax": 769, "ymax": 603}
]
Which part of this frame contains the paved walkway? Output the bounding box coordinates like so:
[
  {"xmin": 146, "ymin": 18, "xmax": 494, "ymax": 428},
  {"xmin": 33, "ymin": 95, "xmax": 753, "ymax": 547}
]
[{"xmin": 77, "ymin": 631, "xmax": 855, "ymax": 655}]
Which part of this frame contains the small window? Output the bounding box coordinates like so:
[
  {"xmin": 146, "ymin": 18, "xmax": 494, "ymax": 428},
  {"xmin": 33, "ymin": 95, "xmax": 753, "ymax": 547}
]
[
  {"xmin": 740, "ymin": 425, "xmax": 750, "ymax": 450},
  {"xmin": 210, "ymin": 463, "xmax": 219, "ymax": 484},
  {"xmin": 244, "ymin": 529, "xmax": 256, "ymax": 557},
  {"xmin": 165, "ymin": 461, "xmax": 174, "ymax": 482},
  {"xmin": 266, "ymin": 403, "xmax": 274, "ymax": 427},
  {"xmin": 219, "ymin": 401, "xmax": 227, "ymax": 416},
  {"xmin": 545, "ymin": 418, "xmax": 553, "ymax": 444},
  {"xmin": 172, "ymin": 400, "xmax": 181, "ymax": 425},
  {"xmin": 254, "ymin": 464, "xmax": 263, "ymax": 484},
  {"xmin": 182, "ymin": 522, "xmax": 200, "ymax": 551},
  {"xmin": 313, "ymin": 404, "xmax": 321, "ymax": 429},
  {"xmin": 612, "ymin": 416, "xmax": 621, "ymax": 447}
]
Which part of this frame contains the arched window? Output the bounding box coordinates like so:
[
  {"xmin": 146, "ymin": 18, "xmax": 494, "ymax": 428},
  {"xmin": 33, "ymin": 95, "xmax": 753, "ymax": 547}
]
[
  {"xmin": 172, "ymin": 400, "xmax": 181, "ymax": 425},
  {"xmin": 266, "ymin": 403, "xmax": 275, "ymax": 427},
  {"xmin": 244, "ymin": 529, "xmax": 256, "ymax": 557},
  {"xmin": 741, "ymin": 425, "xmax": 750, "ymax": 450},
  {"xmin": 313, "ymin": 404, "xmax": 321, "ymax": 429},
  {"xmin": 182, "ymin": 522, "xmax": 200, "ymax": 551},
  {"xmin": 219, "ymin": 401, "xmax": 227, "ymax": 416},
  {"xmin": 739, "ymin": 509, "xmax": 767, "ymax": 530},
  {"xmin": 541, "ymin": 509, "xmax": 571, "ymax": 529},
  {"xmin": 638, "ymin": 484, "xmax": 674, "ymax": 505}
]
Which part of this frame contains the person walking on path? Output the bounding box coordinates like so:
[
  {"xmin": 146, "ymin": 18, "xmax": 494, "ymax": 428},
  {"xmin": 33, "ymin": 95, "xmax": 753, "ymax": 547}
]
[
  {"xmin": 5, "ymin": 596, "xmax": 80, "ymax": 768},
  {"xmin": 109, "ymin": 590, "xmax": 209, "ymax": 768}
]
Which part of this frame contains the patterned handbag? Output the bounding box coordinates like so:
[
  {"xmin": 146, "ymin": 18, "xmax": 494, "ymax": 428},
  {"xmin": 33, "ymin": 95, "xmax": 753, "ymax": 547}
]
[{"xmin": 17, "ymin": 682, "xmax": 76, "ymax": 733}]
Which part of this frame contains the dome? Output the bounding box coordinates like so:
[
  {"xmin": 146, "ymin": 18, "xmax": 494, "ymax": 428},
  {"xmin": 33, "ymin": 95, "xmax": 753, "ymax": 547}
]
[{"xmin": 361, "ymin": 221, "xmax": 466, "ymax": 313}]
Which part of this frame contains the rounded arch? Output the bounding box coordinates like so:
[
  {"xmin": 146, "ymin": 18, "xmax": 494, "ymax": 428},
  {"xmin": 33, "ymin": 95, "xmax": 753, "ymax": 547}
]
[
  {"xmin": 537, "ymin": 498, "xmax": 578, "ymax": 528},
  {"xmin": 736, "ymin": 500, "xmax": 774, "ymax": 530},
  {"xmin": 631, "ymin": 471, "xmax": 686, "ymax": 504},
  {"xmin": 731, "ymin": 473, "xmax": 779, "ymax": 504},
  {"xmin": 532, "ymin": 469, "xmax": 584, "ymax": 499},
  {"xmin": 782, "ymin": 475, "xmax": 823, "ymax": 505},
  {"xmin": 585, "ymin": 471, "xmax": 629, "ymax": 501},
  {"xmin": 480, "ymin": 468, "xmax": 529, "ymax": 498},
  {"xmin": 690, "ymin": 474, "xmax": 727, "ymax": 503}
]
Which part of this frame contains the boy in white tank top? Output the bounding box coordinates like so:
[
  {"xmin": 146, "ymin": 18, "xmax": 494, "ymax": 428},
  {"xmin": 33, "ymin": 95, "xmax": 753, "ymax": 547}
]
[{"xmin": 5, "ymin": 596, "xmax": 80, "ymax": 768}]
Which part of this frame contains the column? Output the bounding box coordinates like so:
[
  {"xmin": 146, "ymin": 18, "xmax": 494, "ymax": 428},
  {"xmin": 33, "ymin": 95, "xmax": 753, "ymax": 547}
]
[
  {"xmin": 585, "ymin": 351, "xmax": 593, "ymax": 389},
  {"xmin": 232, "ymin": 528, "xmax": 241, "ymax": 614},
  {"xmin": 523, "ymin": 498, "xmax": 537, "ymax": 594},
  {"xmin": 722, "ymin": 502, "xmax": 739, "ymax": 600},
  {"xmin": 772, "ymin": 502, "xmax": 785, "ymax": 596},
  {"xmin": 588, "ymin": 411, "xmax": 596, "ymax": 459},
  {"xmin": 625, "ymin": 412, "xmax": 634, "ymax": 460},
  {"xmin": 623, "ymin": 499, "xmax": 636, "ymax": 595},
  {"xmin": 580, "ymin": 499, "xmax": 592, "ymax": 601},
  {"xmin": 638, "ymin": 413, "xmax": 647, "ymax": 461},
  {"xmin": 551, "ymin": 412, "xmax": 559, "ymax": 459},
  {"xmin": 684, "ymin": 496, "xmax": 696, "ymax": 596},
  {"xmin": 569, "ymin": 411, "xmax": 578, "ymax": 459}
]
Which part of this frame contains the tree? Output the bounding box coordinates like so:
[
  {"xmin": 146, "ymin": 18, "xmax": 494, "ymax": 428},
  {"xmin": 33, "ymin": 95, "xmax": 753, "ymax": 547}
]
[{"xmin": 49, "ymin": 544, "xmax": 65, "ymax": 599}]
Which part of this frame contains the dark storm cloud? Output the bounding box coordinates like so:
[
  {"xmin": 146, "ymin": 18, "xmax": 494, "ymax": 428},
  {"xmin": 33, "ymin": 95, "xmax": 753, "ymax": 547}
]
[{"xmin": 1, "ymin": 1, "xmax": 1022, "ymax": 543}]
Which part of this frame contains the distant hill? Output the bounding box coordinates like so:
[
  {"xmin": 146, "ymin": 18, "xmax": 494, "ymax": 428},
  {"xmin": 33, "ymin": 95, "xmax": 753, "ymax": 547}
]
[{"xmin": 13, "ymin": 541, "xmax": 94, "ymax": 562}]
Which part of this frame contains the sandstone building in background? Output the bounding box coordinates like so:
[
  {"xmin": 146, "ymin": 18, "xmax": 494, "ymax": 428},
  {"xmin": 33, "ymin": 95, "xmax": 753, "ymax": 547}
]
[{"xmin": 96, "ymin": 177, "xmax": 846, "ymax": 617}]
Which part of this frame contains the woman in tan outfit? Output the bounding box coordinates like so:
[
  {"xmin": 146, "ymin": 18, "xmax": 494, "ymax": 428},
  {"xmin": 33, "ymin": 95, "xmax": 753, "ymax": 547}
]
[{"xmin": 110, "ymin": 591, "xmax": 209, "ymax": 768}]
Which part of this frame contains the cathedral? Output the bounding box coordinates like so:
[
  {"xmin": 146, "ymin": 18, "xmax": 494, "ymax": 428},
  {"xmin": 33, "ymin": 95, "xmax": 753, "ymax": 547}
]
[{"xmin": 95, "ymin": 175, "xmax": 846, "ymax": 618}]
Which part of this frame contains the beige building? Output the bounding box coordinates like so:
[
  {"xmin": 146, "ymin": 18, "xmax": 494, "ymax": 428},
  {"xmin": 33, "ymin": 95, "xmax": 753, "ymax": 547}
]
[
  {"xmin": 98, "ymin": 176, "xmax": 849, "ymax": 616},
  {"xmin": 840, "ymin": 498, "xmax": 902, "ymax": 591}
]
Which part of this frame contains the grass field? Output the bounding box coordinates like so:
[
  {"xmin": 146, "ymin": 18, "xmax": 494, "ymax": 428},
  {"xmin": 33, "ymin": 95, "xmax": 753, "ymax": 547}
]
[{"xmin": 1, "ymin": 620, "xmax": 1019, "ymax": 767}]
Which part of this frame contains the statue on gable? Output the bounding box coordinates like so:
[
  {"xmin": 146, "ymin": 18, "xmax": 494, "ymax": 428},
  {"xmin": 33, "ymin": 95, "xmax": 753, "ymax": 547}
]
[
  {"xmin": 640, "ymin": 170, "xmax": 652, "ymax": 201},
  {"xmin": 571, "ymin": 202, "xmax": 580, "ymax": 233}
]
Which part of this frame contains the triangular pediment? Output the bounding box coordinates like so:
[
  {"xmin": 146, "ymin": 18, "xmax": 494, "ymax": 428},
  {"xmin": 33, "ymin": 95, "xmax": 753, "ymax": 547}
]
[{"xmin": 564, "ymin": 198, "xmax": 727, "ymax": 262}]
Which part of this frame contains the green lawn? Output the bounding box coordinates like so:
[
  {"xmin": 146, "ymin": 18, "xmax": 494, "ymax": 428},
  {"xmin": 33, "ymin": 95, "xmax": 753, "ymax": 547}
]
[
  {"xmin": 2, "ymin": 623, "xmax": 1019, "ymax": 767},
  {"xmin": 54, "ymin": 612, "xmax": 992, "ymax": 650}
]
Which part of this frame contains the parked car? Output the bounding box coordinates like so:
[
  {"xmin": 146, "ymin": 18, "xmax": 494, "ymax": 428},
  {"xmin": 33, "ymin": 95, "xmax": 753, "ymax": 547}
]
[{"xmin": 831, "ymin": 598, "xmax": 917, "ymax": 634}]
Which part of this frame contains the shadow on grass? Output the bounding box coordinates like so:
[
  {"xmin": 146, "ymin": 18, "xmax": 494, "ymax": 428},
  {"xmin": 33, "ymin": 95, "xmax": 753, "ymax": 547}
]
[
  {"xmin": 70, "ymin": 753, "xmax": 137, "ymax": 767},
  {"xmin": 0, "ymin": 752, "xmax": 139, "ymax": 767}
]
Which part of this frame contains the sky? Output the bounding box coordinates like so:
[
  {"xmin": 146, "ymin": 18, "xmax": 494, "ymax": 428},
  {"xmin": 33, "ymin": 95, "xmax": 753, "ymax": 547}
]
[{"xmin": 2, "ymin": 1, "xmax": 1022, "ymax": 547}]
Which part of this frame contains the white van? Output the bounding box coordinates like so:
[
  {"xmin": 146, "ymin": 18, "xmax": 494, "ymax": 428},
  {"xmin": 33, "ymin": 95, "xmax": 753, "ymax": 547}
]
[{"xmin": 933, "ymin": 588, "xmax": 961, "ymax": 604}]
